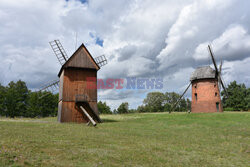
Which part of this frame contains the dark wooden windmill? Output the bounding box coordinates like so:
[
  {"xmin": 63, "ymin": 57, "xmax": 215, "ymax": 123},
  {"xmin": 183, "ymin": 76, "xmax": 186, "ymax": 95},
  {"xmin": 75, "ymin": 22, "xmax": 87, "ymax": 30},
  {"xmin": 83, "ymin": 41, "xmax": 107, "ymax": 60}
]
[
  {"xmin": 39, "ymin": 40, "xmax": 107, "ymax": 125},
  {"xmin": 172, "ymin": 45, "xmax": 228, "ymax": 113}
]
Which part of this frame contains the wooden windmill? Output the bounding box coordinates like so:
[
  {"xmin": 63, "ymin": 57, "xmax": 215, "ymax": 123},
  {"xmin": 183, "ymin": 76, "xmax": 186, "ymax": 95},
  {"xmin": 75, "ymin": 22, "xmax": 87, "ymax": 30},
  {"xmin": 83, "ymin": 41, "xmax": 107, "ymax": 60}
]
[
  {"xmin": 39, "ymin": 40, "xmax": 107, "ymax": 125},
  {"xmin": 172, "ymin": 45, "xmax": 228, "ymax": 113}
]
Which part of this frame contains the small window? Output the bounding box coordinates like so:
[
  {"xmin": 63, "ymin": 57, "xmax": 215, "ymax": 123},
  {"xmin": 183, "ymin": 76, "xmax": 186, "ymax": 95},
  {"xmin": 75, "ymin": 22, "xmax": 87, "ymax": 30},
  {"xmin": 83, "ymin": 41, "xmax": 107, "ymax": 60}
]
[
  {"xmin": 195, "ymin": 93, "xmax": 197, "ymax": 101},
  {"xmin": 215, "ymin": 92, "xmax": 217, "ymax": 96}
]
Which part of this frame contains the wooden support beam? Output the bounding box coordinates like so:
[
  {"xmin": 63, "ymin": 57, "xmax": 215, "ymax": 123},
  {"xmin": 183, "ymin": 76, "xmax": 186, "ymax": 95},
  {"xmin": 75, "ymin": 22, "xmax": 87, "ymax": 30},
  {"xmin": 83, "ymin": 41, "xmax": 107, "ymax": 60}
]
[
  {"xmin": 170, "ymin": 82, "xmax": 192, "ymax": 113},
  {"xmin": 80, "ymin": 106, "xmax": 96, "ymax": 126}
]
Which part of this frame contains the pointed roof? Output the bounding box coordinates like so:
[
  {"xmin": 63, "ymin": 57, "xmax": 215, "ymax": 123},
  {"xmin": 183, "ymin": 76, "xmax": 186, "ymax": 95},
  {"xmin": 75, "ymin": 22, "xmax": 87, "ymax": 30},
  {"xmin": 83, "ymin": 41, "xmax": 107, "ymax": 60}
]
[{"xmin": 58, "ymin": 44, "xmax": 100, "ymax": 76}]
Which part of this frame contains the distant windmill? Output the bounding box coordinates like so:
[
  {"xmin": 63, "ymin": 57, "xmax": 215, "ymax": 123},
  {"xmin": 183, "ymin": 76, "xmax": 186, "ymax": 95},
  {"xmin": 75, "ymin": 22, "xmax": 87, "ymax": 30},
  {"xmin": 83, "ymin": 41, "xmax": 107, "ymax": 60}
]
[
  {"xmin": 171, "ymin": 45, "xmax": 228, "ymax": 113},
  {"xmin": 39, "ymin": 40, "xmax": 107, "ymax": 125}
]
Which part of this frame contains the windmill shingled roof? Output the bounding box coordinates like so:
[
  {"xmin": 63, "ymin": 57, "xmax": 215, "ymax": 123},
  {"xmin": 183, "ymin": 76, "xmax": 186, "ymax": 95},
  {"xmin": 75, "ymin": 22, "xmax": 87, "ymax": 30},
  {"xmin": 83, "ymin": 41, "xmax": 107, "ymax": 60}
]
[{"xmin": 190, "ymin": 66, "xmax": 216, "ymax": 81}]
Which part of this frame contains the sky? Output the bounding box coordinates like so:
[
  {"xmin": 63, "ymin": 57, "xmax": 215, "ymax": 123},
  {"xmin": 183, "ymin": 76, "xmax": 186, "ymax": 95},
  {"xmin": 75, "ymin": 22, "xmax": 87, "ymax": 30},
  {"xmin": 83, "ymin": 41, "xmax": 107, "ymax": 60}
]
[{"xmin": 0, "ymin": 0, "xmax": 250, "ymax": 110}]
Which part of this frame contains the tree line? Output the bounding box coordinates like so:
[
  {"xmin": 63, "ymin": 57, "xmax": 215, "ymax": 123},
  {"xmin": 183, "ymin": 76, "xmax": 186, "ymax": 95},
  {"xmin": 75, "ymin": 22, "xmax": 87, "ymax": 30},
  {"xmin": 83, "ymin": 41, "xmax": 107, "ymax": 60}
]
[
  {"xmin": 0, "ymin": 80, "xmax": 58, "ymax": 118},
  {"xmin": 98, "ymin": 80, "xmax": 250, "ymax": 114},
  {"xmin": 97, "ymin": 91, "xmax": 191, "ymax": 114},
  {"xmin": 0, "ymin": 80, "xmax": 249, "ymax": 117}
]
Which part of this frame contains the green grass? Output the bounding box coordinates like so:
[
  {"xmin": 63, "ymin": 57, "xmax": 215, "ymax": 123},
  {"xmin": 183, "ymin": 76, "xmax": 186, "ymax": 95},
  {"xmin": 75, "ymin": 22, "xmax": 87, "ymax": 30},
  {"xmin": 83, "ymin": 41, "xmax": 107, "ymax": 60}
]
[{"xmin": 0, "ymin": 112, "xmax": 249, "ymax": 167}]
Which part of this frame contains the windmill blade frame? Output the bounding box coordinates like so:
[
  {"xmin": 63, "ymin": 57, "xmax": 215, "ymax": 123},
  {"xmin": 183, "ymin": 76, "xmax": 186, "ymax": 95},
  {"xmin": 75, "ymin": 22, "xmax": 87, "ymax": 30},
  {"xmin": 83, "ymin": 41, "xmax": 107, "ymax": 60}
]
[
  {"xmin": 49, "ymin": 40, "xmax": 69, "ymax": 65},
  {"xmin": 208, "ymin": 45, "xmax": 229, "ymax": 98},
  {"xmin": 37, "ymin": 79, "xmax": 59, "ymax": 99},
  {"xmin": 208, "ymin": 45, "xmax": 219, "ymax": 75},
  {"xmin": 219, "ymin": 76, "xmax": 229, "ymax": 98},
  {"xmin": 218, "ymin": 60, "xmax": 223, "ymax": 92},
  {"xmin": 219, "ymin": 60, "xmax": 222, "ymax": 73},
  {"xmin": 39, "ymin": 79, "xmax": 59, "ymax": 93},
  {"xmin": 94, "ymin": 55, "xmax": 108, "ymax": 67}
]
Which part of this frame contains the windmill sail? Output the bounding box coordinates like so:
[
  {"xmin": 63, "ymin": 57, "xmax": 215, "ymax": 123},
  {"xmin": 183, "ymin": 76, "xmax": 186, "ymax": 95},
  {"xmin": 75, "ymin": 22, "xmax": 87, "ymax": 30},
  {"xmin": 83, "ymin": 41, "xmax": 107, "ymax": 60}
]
[
  {"xmin": 218, "ymin": 60, "xmax": 223, "ymax": 92},
  {"xmin": 208, "ymin": 45, "xmax": 228, "ymax": 97},
  {"xmin": 94, "ymin": 55, "xmax": 107, "ymax": 67},
  {"xmin": 49, "ymin": 40, "xmax": 69, "ymax": 65},
  {"xmin": 220, "ymin": 76, "xmax": 228, "ymax": 97},
  {"xmin": 37, "ymin": 80, "xmax": 59, "ymax": 99},
  {"xmin": 208, "ymin": 45, "xmax": 218, "ymax": 75},
  {"xmin": 38, "ymin": 80, "xmax": 59, "ymax": 93}
]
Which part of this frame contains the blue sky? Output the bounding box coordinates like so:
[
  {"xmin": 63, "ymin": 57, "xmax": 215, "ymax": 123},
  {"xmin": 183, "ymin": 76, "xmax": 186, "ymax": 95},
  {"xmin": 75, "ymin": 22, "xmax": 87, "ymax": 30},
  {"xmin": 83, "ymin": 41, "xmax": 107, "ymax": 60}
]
[{"xmin": 0, "ymin": 0, "xmax": 250, "ymax": 109}]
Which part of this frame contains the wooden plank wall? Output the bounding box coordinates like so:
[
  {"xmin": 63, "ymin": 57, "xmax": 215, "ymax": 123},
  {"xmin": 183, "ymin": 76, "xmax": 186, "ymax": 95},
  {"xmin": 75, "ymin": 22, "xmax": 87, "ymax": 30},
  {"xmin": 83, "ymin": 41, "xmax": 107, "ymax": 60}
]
[
  {"xmin": 63, "ymin": 68, "xmax": 97, "ymax": 102},
  {"xmin": 59, "ymin": 67, "xmax": 98, "ymax": 123},
  {"xmin": 66, "ymin": 47, "xmax": 98, "ymax": 70},
  {"xmin": 60, "ymin": 102, "xmax": 99, "ymax": 123}
]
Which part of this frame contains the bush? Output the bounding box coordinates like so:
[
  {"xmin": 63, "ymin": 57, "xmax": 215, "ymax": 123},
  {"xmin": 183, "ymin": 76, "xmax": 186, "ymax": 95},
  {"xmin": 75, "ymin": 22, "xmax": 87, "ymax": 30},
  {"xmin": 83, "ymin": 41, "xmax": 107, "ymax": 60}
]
[{"xmin": 223, "ymin": 107, "xmax": 235, "ymax": 111}]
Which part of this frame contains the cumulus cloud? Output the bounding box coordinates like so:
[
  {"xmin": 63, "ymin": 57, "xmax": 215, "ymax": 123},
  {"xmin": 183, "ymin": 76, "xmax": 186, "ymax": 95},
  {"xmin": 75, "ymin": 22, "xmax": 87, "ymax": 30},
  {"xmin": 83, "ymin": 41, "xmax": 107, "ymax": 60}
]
[
  {"xmin": 193, "ymin": 25, "xmax": 250, "ymax": 62},
  {"xmin": 0, "ymin": 0, "xmax": 250, "ymax": 109},
  {"xmin": 220, "ymin": 57, "xmax": 250, "ymax": 88},
  {"xmin": 192, "ymin": 24, "xmax": 250, "ymax": 88},
  {"xmin": 156, "ymin": 0, "xmax": 250, "ymax": 71},
  {"xmin": 117, "ymin": 44, "xmax": 137, "ymax": 62}
]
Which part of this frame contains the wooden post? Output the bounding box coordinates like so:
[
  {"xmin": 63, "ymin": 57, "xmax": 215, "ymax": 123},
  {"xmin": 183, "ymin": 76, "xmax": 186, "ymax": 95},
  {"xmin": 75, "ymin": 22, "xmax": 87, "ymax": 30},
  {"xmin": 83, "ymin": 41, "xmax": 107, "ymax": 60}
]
[
  {"xmin": 170, "ymin": 82, "xmax": 191, "ymax": 113},
  {"xmin": 80, "ymin": 106, "xmax": 97, "ymax": 126}
]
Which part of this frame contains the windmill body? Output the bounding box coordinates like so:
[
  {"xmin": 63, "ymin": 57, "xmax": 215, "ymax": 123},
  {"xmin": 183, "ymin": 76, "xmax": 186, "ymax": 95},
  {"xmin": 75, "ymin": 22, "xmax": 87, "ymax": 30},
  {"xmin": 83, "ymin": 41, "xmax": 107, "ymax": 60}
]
[
  {"xmin": 40, "ymin": 40, "xmax": 107, "ymax": 125},
  {"xmin": 57, "ymin": 44, "xmax": 102, "ymax": 123},
  {"xmin": 190, "ymin": 66, "xmax": 223, "ymax": 113}
]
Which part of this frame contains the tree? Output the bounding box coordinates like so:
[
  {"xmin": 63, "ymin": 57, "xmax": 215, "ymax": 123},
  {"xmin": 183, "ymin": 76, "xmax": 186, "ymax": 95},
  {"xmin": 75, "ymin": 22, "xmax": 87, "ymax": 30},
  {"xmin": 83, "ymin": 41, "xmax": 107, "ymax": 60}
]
[
  {"xmin": 5, "ymin": 80, "xmax": 28, "ymax": 117},
  {"xmin": 117, "ymin": 102, "xmax": 129, "ymax": 114},
  {"xmin": 246, "ymin": 88, "xmax": 250, "ymax": 110},
  {"xmin": 138, "ymin": 91, "xmax": 191, "ymax": 113},
  {"xmin": 164, "ymin": 92, "xmax": 182, "ymax": 111},
  {"xmin": 179, "ymin": 98, "xmax": 187, "ymax": 112},
  {"xmin": 143, "ymin": 92, "xmax": 165, "ymax": 112},
  {"xmin": 39, "ymin": 92, "xmax": 58, "ymax": 117},
  {"xmin": 26, "ymin": 91, "xmax": 58, "ymax": 117},
  {"xmin": 2, "ymin": 80, "xmax": 59, "ymax": 118},
  {"xmin": 222, "ymin": 81, "xmax": 248, "ymax": 111},
  {"xmin": 0, "ymin": 83, "xmax": 6, "ymax": 116},
  {"xmin": 186, "ymin": 98, "xmax": 191, "ymax": 111},
  {"xmin": 113, "ymin": 109, "xmax": 118, "ymax": 114},
  {"xmin": 128, "ymin": 109, "xmax": 137, "ymax": 113},
  {"xmin": 137, "ymin": 105, "xmax": 147, "ymax": 113},
  {"xmin": 26, "ymin": 91, "xmax": 40, "ymax": 117},
  {"xmin": 163, "ymin": 103, "xmax": 171, "ymax": 112},
  {"xmin": 162, "ymin": 92, "xmax": 191, "ymax": 112},
  {"xmin": 97, "ymin": 101, "xmax": 112, "ymax": 114}
]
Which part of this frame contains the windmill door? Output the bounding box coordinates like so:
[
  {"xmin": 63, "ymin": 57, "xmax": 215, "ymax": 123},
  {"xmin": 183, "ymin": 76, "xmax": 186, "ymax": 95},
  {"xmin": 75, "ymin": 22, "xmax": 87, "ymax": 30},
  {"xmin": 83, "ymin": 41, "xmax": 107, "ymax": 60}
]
[{"xmin": 216, "ymin": 102, "xmax": 219, "ymax": 112}]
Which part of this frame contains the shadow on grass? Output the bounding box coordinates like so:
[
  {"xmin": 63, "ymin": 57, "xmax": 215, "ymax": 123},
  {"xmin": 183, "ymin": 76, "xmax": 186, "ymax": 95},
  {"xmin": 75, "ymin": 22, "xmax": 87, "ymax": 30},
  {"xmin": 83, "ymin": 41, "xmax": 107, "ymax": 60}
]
[{"xmin": 101, "ymin": 119, "xmax": 119, "ymax": 123}]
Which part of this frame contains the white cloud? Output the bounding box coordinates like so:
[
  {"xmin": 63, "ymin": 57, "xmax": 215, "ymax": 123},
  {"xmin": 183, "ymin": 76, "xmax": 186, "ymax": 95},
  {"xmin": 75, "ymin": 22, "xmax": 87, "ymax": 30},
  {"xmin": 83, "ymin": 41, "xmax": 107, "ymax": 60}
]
[
  {"xmin": 0, "ymin": 0, "xmax": 250, "ymax": 109},
  {"xmin": 221, "ymin": 57, "xmax": 250, "ymax": 88},
  {"xmin": 156, "ymin": 0, "xmax": 249, "ymax": 71},
  {"xmin": 193, "ymin": 25, "xmax": 250, "ymax": 62}
]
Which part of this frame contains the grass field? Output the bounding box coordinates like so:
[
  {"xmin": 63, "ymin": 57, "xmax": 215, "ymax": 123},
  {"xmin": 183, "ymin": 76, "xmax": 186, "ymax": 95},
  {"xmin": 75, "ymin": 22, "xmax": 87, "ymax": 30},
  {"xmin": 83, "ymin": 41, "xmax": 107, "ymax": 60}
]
[{"xmin": 0, "ymin": 112, "xmax": 249, "ymax": 167}]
